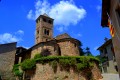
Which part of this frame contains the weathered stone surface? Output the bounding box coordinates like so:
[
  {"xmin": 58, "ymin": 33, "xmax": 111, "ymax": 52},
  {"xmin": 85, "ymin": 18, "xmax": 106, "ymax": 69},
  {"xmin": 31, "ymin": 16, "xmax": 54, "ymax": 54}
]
[
  {"xmin": 24, "ymin": 63, "xmax": 102, "ymax": 80},
  {"xmin": 0, "ymin": 42, "xmax": 16, "ymax": 80},
  {"xmin": 57, "ymin": 41, "xmax": 79, "ymax": 56},
  {"xmin": 35, "ymin": 14, "xmax": 53, "ymax": 44},
  {"xmin": 31, "ymin": 41, "xmax": 59, "ymax": 59}
]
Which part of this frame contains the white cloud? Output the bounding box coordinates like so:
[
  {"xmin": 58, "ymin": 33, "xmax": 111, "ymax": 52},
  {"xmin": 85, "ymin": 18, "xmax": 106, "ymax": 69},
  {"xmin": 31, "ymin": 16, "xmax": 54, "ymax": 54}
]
[
  {"xmin": 27, "ymin": 10, "xmax": 34, "ymax": 20},
  {"xmin": 0, "ymin": 30, "xmax": 24, "ymax": 44},
  {"xmin": 70, "ymin": 31, "xmax": 82, "ymax": 38},
  {"xmin": 96, "ymin": 5, "xmax": 101, "ymax": 12},
  {"xmin": 57, "ymin": 27, "xmax": 64, "ymax": 32},
  {"xmin": 16, "ymin": 30, "xmax": 24, "ymax": 35},
  {"xmin": 27, "ymin": 0, "xmax": 86, "ymax": 32},
  {"xmin": 77, "ymin": 33, "xmax": 82, "ymax": 37}
]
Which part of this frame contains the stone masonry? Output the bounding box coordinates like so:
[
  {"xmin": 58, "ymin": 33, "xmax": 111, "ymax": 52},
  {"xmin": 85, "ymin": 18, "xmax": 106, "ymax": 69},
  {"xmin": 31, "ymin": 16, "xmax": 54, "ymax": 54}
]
[
  {"xmin": 24, "ymin": 63, "xmax": 102, "ymax": 80},
  {"xmin": 0, "ymin": 42, "xmax": 17, "ymax": 80}
]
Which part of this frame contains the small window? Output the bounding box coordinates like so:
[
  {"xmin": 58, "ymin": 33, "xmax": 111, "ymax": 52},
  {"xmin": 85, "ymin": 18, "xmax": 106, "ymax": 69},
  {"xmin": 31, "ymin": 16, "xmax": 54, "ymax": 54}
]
[
  {"xmin": 100, "ymin": 50, "xmax": 103, "ymax": 53},
  {"xmin": 48, "ymin": 20, "xmax": 52, "ymax": 24},
  {"xmin": 37, "ymin": 30, "xmax": 39, "ymax": 34},
  {"xmin": 44, "ymin": 29, "xmax": 49, "ymax": 35},
  {"xmin": 46, "ymin": 30, "xmax": 49, "ymax": 35},
  {"xmin": 44, "ymin": 29, "xmax": 47, "ymax": 35},
  {"xmin": 43, "ymin": 18, "xmax": 47, "ymax": 22},
  {"xmin": 115, "ymin": 66, "xmax": 118, "ymax": 72},
  {"xmin": 74, "ymin": 43, "xmax": 76, "ymax": 47},
  {"xmin": 104, "ymin": 48, "xmax": 107, "ymax": 54}
]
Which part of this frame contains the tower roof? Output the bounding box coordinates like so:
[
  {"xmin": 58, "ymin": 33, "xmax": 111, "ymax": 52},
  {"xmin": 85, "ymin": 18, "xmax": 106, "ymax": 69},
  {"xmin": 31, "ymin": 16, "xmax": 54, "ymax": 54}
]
[
  {"xmin": 43, "ymin": 13, "xmax": 49, "ymax": 17},
  {"xmin": 36, "ymin": 13, "xmax": 54, "ymax": 22}
]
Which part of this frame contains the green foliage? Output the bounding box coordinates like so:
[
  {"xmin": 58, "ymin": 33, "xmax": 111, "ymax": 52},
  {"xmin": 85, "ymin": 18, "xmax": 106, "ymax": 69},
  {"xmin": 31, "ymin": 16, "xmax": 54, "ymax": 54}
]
[
  {"xmin": 21, "ymin": 59, "xmax": 36, "ymax": 70},
  {"xmin": 12, "ymin": 64, "xmax": 23, "ymax": 77},
  {"xmin": 50, "ymin": 60, "xmax": 58, "ymax": 73},
  {"xmin": 79, "ymin": 47, "xmax": 85, "ymax": 56},
  {"xmin": 34, "ymin": 54, "xmax": 43, "ymax": 59},
  {"xmin": 17, "ymin": 56, "xmax": 98, "ymax": 72},
  {"xmin": 59, "ymin": 59, "xmax": 70, "ymax": 67},
  {"xmin": 69, "ymin": 58, "xmax": 77, "ymax": 66},
  {"xmin": 76, "ymin": 63, "xmax": 86, "ymax": 71},
  {"xmin": 85, "ymin": 47, "xmax": 93, "ymax": 56},
  {"xmin": 36, "ymin": 56, "xmax": 98, "ymax": 71},
  {"xmin": 89, "ymin": 62, "xmax": 94, "ymax": 67}
]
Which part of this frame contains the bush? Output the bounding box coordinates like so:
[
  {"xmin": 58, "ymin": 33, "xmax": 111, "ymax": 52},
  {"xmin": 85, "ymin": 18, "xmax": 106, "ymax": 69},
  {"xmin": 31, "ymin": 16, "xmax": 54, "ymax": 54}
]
[
  {"xmin": 19, "ymin": 56, "xmax": 98, "ymax": 72},
  {"xmin": 34, "ymin": 54, "xmax": 43, "ymax": 59},
  {"xmin": 21, "ymin": 59, "xmax": 36, "ymax": 70},
  {"xmin": 76, "ymin": 63, "xmax": 85, "ymax": 71},
  {"xmin": 13, "ymin": 64, "xmax": 23, "ymax": 77},
  {"xmin": 59, "ymin": 59, "xmax": 70, "ymax": 67}
]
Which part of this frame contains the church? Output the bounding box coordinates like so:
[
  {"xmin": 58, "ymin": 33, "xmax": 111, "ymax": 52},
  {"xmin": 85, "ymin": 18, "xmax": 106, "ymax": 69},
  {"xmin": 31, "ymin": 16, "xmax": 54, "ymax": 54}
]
[{"xmin": 18, "ymin": 13, "xmax": 81, "ymax": 62}]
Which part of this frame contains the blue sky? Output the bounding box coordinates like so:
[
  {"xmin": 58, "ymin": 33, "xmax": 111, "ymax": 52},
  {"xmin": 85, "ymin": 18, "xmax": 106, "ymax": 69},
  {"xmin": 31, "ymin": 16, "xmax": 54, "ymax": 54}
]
[{"xmin": 0, "ymin": 0, "xmax": 111, "ymax": 56}]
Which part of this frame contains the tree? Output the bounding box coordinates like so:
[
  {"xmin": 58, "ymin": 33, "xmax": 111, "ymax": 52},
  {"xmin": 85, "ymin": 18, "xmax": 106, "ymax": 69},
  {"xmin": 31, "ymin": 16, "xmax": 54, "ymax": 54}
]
[
  {"xmin": 78, "ymin": 41, "xmax": 86, "ymax": 56},
  {"xmin": 79, "ymin": 47, "xmax": 85, "ymax": 56},
  {"xmin": 85, "ymin": 47, "xmax": 93, "ymax": 56}
]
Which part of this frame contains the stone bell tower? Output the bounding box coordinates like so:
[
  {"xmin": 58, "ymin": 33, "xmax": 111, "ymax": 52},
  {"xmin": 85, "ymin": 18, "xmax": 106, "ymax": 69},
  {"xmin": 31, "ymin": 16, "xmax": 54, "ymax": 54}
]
[{"xmin": 35, "ymin": 13, "xmax": 54, "ymax": 44}]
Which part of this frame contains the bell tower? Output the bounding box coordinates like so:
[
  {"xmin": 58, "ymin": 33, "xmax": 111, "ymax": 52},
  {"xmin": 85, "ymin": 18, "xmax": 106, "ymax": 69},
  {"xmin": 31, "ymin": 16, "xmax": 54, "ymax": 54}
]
[{"xmin": 35, "ymin": 13, "xmax": 54, "ymax": 44}]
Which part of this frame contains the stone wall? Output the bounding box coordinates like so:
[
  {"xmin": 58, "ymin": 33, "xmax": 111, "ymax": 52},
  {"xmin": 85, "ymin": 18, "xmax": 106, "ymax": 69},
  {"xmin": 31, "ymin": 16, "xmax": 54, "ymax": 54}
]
[
  {"xmin": 0, "ymin": 42, "xmax": 17, "ymax": 80},
  {"xmin": 57, "ymin": 41, "xmax": 79, "ymax": 56},
  {"xmin": 30, "ymin": 39, "xmax": 80, "ymax": 59},
  {"xmin": 24, "ymin": 63, "xmax": 102, "ymax": 80},
  {"xmin": 31, "ymin": 42, "xmax": 59, "ymax": 58}
]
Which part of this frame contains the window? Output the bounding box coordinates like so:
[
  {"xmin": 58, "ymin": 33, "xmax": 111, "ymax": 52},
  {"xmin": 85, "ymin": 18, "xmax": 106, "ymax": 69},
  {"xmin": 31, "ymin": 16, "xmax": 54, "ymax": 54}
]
[
  {"xmin": 44, "ymin": 29, "xmax": 47, "ymax": 35},
  {"xmin": 37, "ymin": 30, "xmax": 39, "ymax": 34},
  {"xmin": 48, "ymin": 20, "xmax": 52, "ymax": 24},
  {"xmin": 46, "ymin": 30, "xmax": 49, "ymax": 35},
  {"xmin": 100, "ymin": 50, "xmax": 103, "ymax": 53},
  {"xmin": 104, "ymin": 48, "xmax": 107, "ymax": 54},
  {"xmin": 43, "ymin": 18, "xmax": 47, "ymax": 22},
  {"xmin": 44, "ymin": 29, "xmax": 49, "ymax": 35},
  {"xmin": 115, "ymin": 66, "xmax": 118, "ymax": 72},
  {"xmin": 74, "ymin": 43, "xmax": 76, "ymax": 47}
]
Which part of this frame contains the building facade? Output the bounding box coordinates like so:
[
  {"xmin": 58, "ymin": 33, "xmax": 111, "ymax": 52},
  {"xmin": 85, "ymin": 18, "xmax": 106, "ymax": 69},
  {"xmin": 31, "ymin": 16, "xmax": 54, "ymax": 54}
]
[
  {"xmin": 101, "ymin": 0, "xmax": 120, "ymax": 76},
  {"xmin": 0, "ymin": 42, "xmax": 17, "ymax": 80},
  {"xmin": 98, "ymin": 39, "xmax": 118, "ymax": 73}
]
